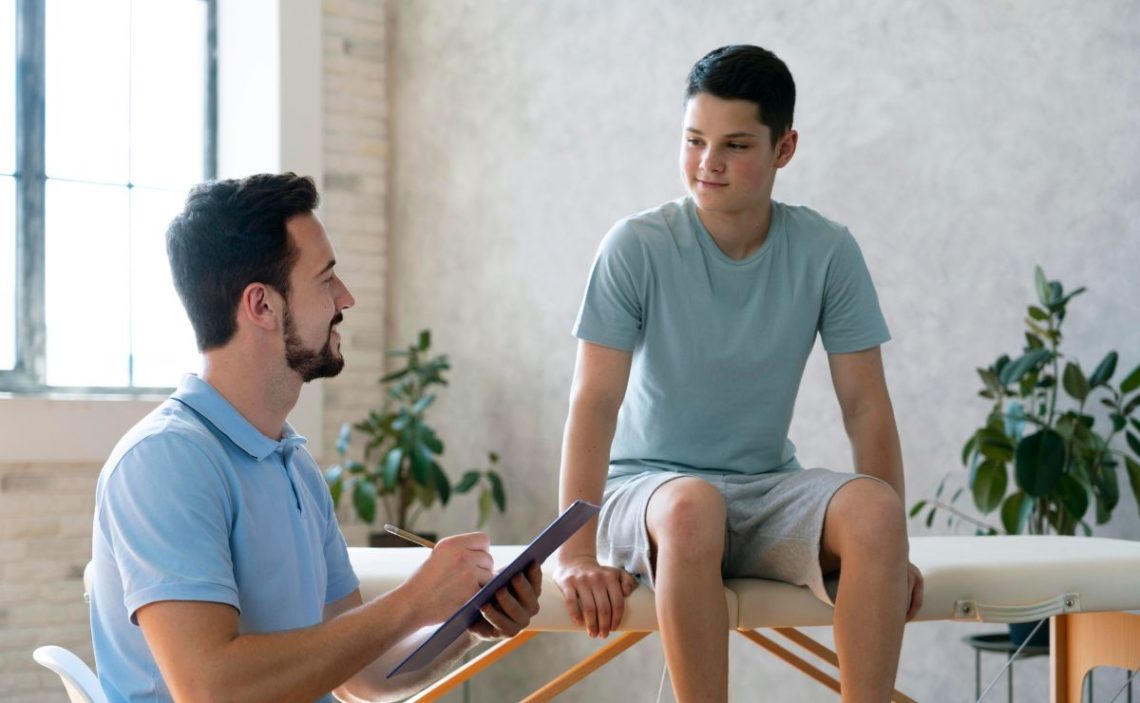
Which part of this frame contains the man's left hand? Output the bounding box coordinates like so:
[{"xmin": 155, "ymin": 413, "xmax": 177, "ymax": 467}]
[
  {"xmin": 905, "ymin": 561, "xmax": 924, "ymax": 622},
  {"xmin": 468, "ymin": 561, "xmax": 542, "ymax": 640}
]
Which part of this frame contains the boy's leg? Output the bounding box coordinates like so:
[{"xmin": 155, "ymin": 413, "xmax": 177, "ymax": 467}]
[
  {"xmin": 645, "ymin": 477, "xmax": 728, "ymax": 703},
  {"xmin": 819, "ymin": 478, "xmax": 909, "ymax": 702}
]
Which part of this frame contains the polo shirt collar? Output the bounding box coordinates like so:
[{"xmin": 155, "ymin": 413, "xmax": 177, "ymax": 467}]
[{"xmin": 171, "ymin": 374, "xmax": 308, "ymax": 461}]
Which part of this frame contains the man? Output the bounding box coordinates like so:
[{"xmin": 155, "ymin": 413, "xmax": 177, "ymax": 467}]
[
  {"xmin": 90, "ymin": 173, "xmax": 541, "ymax": 702},
  {"xmin": 552, "ymin": 46, "xmax": 923, "ymax": 702}
]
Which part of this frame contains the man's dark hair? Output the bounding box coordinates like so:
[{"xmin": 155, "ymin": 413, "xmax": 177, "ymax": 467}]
[
  {"xmin": 166, "ymin": 172, "xmax": 319, "ymax": 351},
  {"xmin": 685, "ymin": 45, "xmax": 796, "ymax": 147}
]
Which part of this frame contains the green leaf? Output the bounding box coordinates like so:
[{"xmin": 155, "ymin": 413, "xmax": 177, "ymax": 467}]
[
  {"xmin": 1125, "ymin": 431, "xmax": 1140, "ymax": 459},
  {"xmin": 409, "ymin": 445, "xmax": 431, "ymax": 485},
  {"xmin": 998, "ymin": 349, "xmax": 1051, "ymax": 387},
  {"xmin": 418, "ymin": 329, "xmax": 431, "ymax": 351},
  {"xmin": 977, "ymin": 426, "xmax": 1015, "ymax": 463},
  {"xmin": 478, "ymin": 490, "xmax": 493, "ymax": 527},
  {"xmin": 383, "ymin": 448, "xmax": 403, "ymax": 489},
  {"xmin": 1027, "ymin": 306, "xmax": 1049, "ymax": 321},
  {"xmin": 345, "ymin": 460, "xmax": 366, "ymax": 475},
  {"xmin": 1121, "ymin": 365, "xmax": 1140, "ymax": 395},
  {"xmin": 1048, "ymin": 281, "xmax": 1063, "ymax": 307},
  {"xmin": 455, "ymin": 470, "xmax": 480, "ymax": 493},
  {"xmin": 1025, "ymin": 333, "xmax": 1044, "ymax": 350},
  {"xmin": 1126, "ymin": 458, "xmax": 1140, "ymax": 519},
  {"xmin": 1124, "ymin": 394, "xmax": 1140, "ymax": 417},
  {"xmin": 1061, "ymin": 362, "xmax": 1089, "ymax": 402},
  {"xmin": 431, "ymin": 462, "xmax": 451, "ymax": 506},
  {"xmin": 488, "ymin": 451, "xmax": 500, "ymax": 464},
  {"xmin": 1014, "ymin": 429, "xmax": 1065, "ymax": 497},
  {"xmin": 1111, "ymin": 413, "xmax": 1127, "ymax": 433},
  {"xmin": 908, "ymin": 499, "xmax": 927, "ymax": 518},
  {"xmin": 1095, "ymin": 464, "xmax": 1120, "ymax": 514},
  {"xmin": 353, "ymin": 480, "xmax": 377, "ymax": 524},
  {"xmin": 972, "ymin": 460, "xmax": 1007, "ymax": 514},
  {"xmin": 488, "ymin": 471, "xmax": 507, "ymax": 512},
  {"xmin": 924, "ymin": 506, "xmax": 936, "ymax": 529},
  {"xmin": 1056, "ymin": 474, "xmax": 1089, "ymax": 521},
  {"xmin": 1000, "ymin": 492, "xmax": 1032, "ymax": 534},
  {"xmin": 420, "ymin": 428, "xmax": 444, "ymax": 455},
  {"xmin": 961, "ymin": 433, "xmax": 979, "ymax": 467},
  {"xmin": 1088, "ymin": 351, "xmax": 1119, "ymax": 387},
  {"xmin": 379, "ymin": 368, "xmax": 410, "ymax": 383},
  {"xmin": 336, "ymin": 423, "xmax": 351, "ymax": 456},
  {"xmin": 1034, "ymin": 266, "xmax": 1050, "ymax": 307},
  {"xmin": 412, "ymin": 394, "xmax": 436, "ymax": 415}
]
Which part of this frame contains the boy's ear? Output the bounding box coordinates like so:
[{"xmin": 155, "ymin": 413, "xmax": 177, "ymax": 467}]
[{"xmin": 775, "ymin": 129, "xmax": 799, "ymax": 168}]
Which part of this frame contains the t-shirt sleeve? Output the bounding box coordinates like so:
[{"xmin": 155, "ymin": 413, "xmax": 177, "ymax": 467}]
[
  {"xmin": 99, "ymin": 434, "xmax": 240, "ymax": 624},
  {"xmin": 572, "ymin": 220, "xmax": 648, "ymax": 351},
  {"xmin": 316, "ymin": 471, "xmax": 360, "ymax": 604},
  {"xmin": 818, "ymin": 229, "xmax": 891, "ymax": 354}
]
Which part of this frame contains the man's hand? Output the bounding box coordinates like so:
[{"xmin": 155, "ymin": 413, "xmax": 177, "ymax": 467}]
[
  {"xmin": 553, "ymin": 554, "xmax": 637, "ymax": 638},
  {"xmin": 468, "ymin": 562, "xmax": 543, "ymax": 640},
  {"xmin": 905, "ymin": 561, "xmax": 924, "ymax": 621},
  {"xmin": 405, "ymin": 533, "xmax": 494, "ymax": 626}
]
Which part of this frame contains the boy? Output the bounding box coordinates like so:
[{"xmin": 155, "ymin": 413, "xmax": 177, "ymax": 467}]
[{"xmin": 553, "ymin": 46, "xmax": 923, "ymax": 702}]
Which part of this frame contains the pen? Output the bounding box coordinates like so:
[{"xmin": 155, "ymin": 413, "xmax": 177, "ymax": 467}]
[{"xmin": 383, "ymin": 524, "xmax": 436, "ymax": 549}]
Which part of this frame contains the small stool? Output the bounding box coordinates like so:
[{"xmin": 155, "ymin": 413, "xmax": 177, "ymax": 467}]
[{"xmin": 964, "ymin": 632, "xmax": 1049, "ymax": 702}]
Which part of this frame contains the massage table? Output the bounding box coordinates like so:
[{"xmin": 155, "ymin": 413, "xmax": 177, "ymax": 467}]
[{"xmin": 350, "ymin": 536, "xmax": 1140, "ymax": 702}]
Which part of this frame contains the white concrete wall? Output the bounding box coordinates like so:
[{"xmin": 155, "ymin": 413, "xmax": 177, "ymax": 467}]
[{"xmin": 386, "ymin": 1, "xmax": 1140, "ymax": 700}]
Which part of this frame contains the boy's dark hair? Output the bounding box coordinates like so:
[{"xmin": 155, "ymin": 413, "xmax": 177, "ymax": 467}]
[
  {"xmin": 166, "ymin": 173, "xmax": 319, "ymax": 351},
  {"xmin": 685, "ymin": 45, "xmax": 796, "ymax": 147}
]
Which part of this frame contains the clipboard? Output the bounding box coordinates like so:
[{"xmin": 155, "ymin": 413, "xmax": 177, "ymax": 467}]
[{"xmin": 387, "ymin": 499, "xmax": 600, "ymax": 677}]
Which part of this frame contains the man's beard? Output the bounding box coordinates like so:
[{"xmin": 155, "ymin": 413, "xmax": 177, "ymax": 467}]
[{"xmin": 283, "ymin": 308, "xmax": 345, "ymax": 382}]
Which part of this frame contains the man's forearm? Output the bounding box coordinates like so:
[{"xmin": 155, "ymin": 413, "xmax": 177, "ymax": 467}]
[
  {"xmin": 844, "ymin": 406, "xmax": 905, "ymax": 501},
  {"xmin": 334, "ymin": 630, "xmax": 480, "ymax": 703}
]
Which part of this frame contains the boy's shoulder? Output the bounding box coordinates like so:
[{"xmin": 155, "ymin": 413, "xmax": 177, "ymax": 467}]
[
  {"xmin": 602, "ymin": 198, "xmax": 691, "ymax": 252},
  {"xmin": 777, "ymin": 201, "xmax": 850, "ymax": 241}
]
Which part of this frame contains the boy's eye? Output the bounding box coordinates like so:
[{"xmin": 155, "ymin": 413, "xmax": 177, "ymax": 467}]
[
  {"xmin": 728, "ymin": 143, "xmax": 749, "ymax": 150},
  {"xmin": 686, "ymin": 137, "xmax": 703, "ymax": 146}
]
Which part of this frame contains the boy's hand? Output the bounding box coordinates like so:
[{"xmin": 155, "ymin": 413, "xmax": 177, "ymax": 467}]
[
  {"xmin": 553, "ymin": 554, "xmax": 637, "ymax": 638},
  {"xmin": 405, "ymin": 533, "xmax": 493, "ymax": 626},
  {"xmin": 468, "ymin": 562, "xmax": 543, "ymax": 640},
  {"xmin": 905, "ymin": 561, "xmax": 924, "ymax": 621}
]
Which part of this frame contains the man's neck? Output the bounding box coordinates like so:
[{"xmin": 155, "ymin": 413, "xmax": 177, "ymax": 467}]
[
  {"xmin": 696, "ymin": 199, "xmax": 773, "ymax": 261},
  {"xmin": 201, "ymin": 348, "xmax": 301, "ymax": 441}
]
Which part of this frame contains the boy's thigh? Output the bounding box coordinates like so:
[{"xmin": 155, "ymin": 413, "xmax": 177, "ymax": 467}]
[{"xmin": 721, "ymin": 468, "xmax": 884, "ymax": 604}]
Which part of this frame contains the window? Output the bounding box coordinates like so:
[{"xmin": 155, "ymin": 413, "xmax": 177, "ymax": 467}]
[{"xmin": 2, "ymin": 0, "xmax": 215, "ymax": 393}]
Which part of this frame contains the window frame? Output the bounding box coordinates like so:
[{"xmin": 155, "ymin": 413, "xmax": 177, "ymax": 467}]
[{"xmin": 1, "ymin": 0, "xmax": 217, "ymax": 395}]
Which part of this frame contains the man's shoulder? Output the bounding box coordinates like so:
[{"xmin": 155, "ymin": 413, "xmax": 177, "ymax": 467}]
[{"xmin": 100, "ymin": 398, "xmax": 228, "ymax": 484}]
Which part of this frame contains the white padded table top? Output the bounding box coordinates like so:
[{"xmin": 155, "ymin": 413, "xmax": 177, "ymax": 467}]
[{"xmin": 349, "ymin": 536, "xmax": 1140, "ymax": 632}]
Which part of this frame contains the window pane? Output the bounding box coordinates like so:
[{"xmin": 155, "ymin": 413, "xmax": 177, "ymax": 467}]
[
  {"xmin": 130, "ymin": 187, "xmax": 198, "ymax": 387},
  {"xmin": 131, "ymin": 1, "xmax": 207, "ymax": 189},
  {"xmin": 0, "ymin": 0, "xmax": 14, "ymax": 174},
  {"xmin": 45, "ymin": 179, "xmax": 130, "ymax": 386},
  {"xmin": 0, "ymin": 176, "xmax": 13, "ymax": 370},
  {"xmin": 45, "ymin": 0, "xmax": 130, "ymax": 184}
]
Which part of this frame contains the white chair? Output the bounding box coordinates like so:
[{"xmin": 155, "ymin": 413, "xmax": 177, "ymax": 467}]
[{"xmin": 32, "ymin": 645, "xmax": 108, "ymax": 703}]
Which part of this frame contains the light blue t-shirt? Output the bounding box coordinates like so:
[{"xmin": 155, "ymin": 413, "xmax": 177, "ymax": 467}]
[
  {"xmin": 90, "ymin": 375, "xmax": 359, "ymax": 703},
  {"xmin": 573, "ymin": 197, "xmax": 890, "ymax": 478}
]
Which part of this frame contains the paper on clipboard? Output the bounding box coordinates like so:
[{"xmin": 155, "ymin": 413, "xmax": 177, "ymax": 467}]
[{"xmin": 387, "ymin": 499, "xmax": 600, "ymax": 678}]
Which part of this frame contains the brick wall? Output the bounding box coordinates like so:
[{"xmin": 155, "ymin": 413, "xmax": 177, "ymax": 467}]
[{"xmin": 0, "ymin": 2, "xmax": 389, "ymax": 698}]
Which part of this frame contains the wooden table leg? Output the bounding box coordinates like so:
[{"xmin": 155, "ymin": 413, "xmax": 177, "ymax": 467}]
[
  {"xmin": 1052, "ymin": 612, "xmax": 1140, "ymax": 703},
  {"xmin": 521, "ymin": 631, "xmax": 650, "ymax": 702},
  {"xmin": 405, "ymin": 630, "xmax": 539, "ymax": 702}
]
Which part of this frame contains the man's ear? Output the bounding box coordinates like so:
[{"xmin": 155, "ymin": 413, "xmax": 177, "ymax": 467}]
[
  {"xmin": 238, "ymin": 282, "xmax": 282, "ymax": 332},
  {"xmin": 775, "ymin": 129, "xmax": 798, "ymax": 168}
]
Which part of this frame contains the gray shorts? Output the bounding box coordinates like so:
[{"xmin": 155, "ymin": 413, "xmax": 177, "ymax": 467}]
[{"xmin": 597, "ymin": 468, "xmax": 884, "ymax": 605}]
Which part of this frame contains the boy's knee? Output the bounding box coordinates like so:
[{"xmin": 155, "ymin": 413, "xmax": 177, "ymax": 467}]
[
  {"xmin": 647, "ymin": 478, "xmax": 726, "ymax": 558},
  {"xmin": 826, "ymin": 479, "xmax": 907, "ymax": 558}
]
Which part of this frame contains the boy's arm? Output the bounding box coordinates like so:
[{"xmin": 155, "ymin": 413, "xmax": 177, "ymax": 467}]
[
  {"xmin": 135, "ymin": 533, "xmax": 495, "ymax": 703},
  {"xmin": 827, "ymin": 346, "xmax": 904, "ymax": 500},
  {"xmin": 828, "ymin": 346, "xmax": 924, "ymax": 620},
  {"xmin": 553, "ymin": 340, "xmax": 639, "ymax": 638}
]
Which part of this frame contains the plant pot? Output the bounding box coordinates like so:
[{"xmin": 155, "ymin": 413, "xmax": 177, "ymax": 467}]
[
  {"xmin": 1008, "ymin": 619, "xmax": 1050, "ymax": 648},
  {"xmin": 368, "ymin": 532, "xmax": 438, "ymax": 549}
]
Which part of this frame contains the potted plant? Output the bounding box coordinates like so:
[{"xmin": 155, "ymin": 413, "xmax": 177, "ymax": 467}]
[
  {"xmin": 910, "ymin": 266, "xmax": 1140, "ymax": 643},
  {"xmin": 325, "ymin": 330, "xmax": 507, "ymax": 546}
]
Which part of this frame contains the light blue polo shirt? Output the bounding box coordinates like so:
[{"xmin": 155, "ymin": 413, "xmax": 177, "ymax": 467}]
[
  {"xmin": 90, "ymin": 374, "xmax": 359, "ymax": 703},
  {"xmin": 573, "ymin": 197, "xmax": 890, "ymax": 478}
]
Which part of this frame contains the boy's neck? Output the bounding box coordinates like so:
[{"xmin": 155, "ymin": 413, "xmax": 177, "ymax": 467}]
[{"xmin": 695, "ymin": 199, "xmax": 774, "ymax": 261}]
